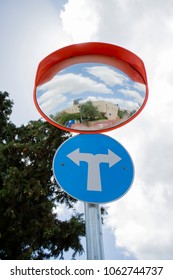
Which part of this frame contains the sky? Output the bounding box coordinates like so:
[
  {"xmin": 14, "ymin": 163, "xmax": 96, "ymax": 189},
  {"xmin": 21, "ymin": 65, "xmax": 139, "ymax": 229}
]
[
  {"xmin": 1, "ymin": 0, "xmax": 173, "ymax": 260},
  {"xmin": 37, "ymin": 62, "xmax": 145, "ymax": 116}
]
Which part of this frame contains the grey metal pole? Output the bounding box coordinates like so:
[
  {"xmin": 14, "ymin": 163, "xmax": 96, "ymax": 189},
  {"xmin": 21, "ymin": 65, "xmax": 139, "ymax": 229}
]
[{"xmin": 84, "ymin": 202, "xmax": 104, "ymax": 260}]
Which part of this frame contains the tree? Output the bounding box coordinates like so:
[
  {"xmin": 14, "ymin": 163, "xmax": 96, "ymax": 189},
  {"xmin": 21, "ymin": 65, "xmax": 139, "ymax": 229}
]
[
  {"xmin": 118, "ymin": 109, "xmax": 125, "ymax": 119},
  {"xmin": 80, "ymin": 100, "xmax": 100, "ymax": 121},
  {"xmin": 0, "ymin": 91, "xmax": 16, "ymax": 144},
  {"xmin": 54, "ymin": 111, "xmax": 80, "ymax": 126},
  {"xmin": 0, "ymin": 91, "xmax": 85, "ymax": 260},
  {"xmin": 73, "ymin": 98, "xmax": 82, "ymax": 106}
]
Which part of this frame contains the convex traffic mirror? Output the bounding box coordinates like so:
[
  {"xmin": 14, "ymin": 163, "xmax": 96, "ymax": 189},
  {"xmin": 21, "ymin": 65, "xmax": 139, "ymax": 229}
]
[{"xmin": 34, "ymin": 43, "xmax": 148, "ymax": 133}]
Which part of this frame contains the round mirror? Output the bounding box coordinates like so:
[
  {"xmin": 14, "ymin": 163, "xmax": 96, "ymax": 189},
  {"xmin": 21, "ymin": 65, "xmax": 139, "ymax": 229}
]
[{"xmin": 34, "ymin": 43, "xmax": 148, "ymax": 133}]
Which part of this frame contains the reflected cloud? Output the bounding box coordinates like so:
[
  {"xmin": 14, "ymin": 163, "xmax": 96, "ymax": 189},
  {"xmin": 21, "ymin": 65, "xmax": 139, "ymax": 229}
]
[
  {"xmin": 36, "ymin": 62, "xmax": 146, "ymax": 131},
  {"xmin": 118, "ymin": 89, "xmax": 144, "ymax": 105},
  {"xmin": 85, "ymin": 66, "xmax": 128, "ymax": 86}
]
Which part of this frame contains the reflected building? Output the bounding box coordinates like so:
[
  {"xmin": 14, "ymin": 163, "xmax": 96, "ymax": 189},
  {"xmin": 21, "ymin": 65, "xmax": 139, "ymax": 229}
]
[
  {"xmin": 63, "ymin": 100, "xmax": 118, "ymax": 120},
  {"xmin": 93, "ymin": 100, "xmax": 118, "ymax": 120},
  {"xmin": 64, "ymin": 100, "xmax": 119, "ymax": 120}
]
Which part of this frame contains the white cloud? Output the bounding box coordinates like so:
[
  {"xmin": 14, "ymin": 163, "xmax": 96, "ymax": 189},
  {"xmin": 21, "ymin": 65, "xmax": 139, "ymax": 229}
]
[
  {"xmin": 107, "ymin": 178, "xmax": 173, "ymax": 259},
  {"xmin": 60, "ymin": 0, "xmax": 99, "ymax": 42},
  {"xmin": 85, "ymin": 66, "xmax": 128, "ymax": 86},
  {"xmin": 37, "ymin": 72, "xmax": 113, "ymax": 115},
  {"xmin": 39, "ymin": 92, "xmax": 67, "ymax": 116},
  {"xmin": 39, "ymin": 72, "xmax": 112, "ymax": 96},
  {"xmin": 118, "ymin": 89, "xmax": 144, "ymax": 105},
  {"xmin": 133, "ymin": 83, "xmax": 146, "ymax": 93}
]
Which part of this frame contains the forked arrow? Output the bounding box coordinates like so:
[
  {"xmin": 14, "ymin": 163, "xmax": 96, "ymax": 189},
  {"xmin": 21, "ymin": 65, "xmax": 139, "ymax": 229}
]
[{"xmin": 67, "ymin": 148, "xmax": 121, "ymax": 191}]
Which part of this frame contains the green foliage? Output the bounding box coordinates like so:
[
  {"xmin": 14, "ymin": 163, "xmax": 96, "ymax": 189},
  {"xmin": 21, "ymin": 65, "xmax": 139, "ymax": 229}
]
[
  {"xmin": 0, "ymin": 91, "xmax": 16, "ymax": 144},
  {"xmin": 118, "ymin": 109, "xmax": 125, "ymax": 119},
  {"xmin": 80, "ymin": 100, "xmax": 100, "ymax": 121},
  {"xmin": 0, "ymin": 91, "xmax": 85, "ymax": 260},
  {"xmin": 55, "ymin": 112, "xmax": 80, "ymax": 125}
]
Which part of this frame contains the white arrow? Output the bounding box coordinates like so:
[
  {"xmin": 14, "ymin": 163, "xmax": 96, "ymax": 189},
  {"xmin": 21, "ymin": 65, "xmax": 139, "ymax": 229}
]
[
  {"xmin": 67, "ymin": 148, "xmax": 93, "ymax": 166},
  {"xmin": 67, "ymin": 149, "xmax": 121, "ymax": 191}
]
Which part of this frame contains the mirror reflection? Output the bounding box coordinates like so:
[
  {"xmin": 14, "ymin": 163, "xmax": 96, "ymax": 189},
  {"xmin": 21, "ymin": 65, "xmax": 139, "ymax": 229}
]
[{"xmin": 36, "ymin": 62, "xmax": 146, "ymax": 131}]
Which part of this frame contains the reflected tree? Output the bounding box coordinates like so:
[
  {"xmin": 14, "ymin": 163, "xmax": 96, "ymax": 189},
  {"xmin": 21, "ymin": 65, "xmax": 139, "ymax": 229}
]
[{"xmin": 80, "ymin": 100, "xmax": 100, "ymax": 122}]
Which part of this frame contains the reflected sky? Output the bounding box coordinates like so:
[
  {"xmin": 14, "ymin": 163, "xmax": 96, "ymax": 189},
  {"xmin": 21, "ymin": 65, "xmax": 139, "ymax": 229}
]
[{"xmin": 37, "ymin": 62, "xmax": 146, "ymax": 117}]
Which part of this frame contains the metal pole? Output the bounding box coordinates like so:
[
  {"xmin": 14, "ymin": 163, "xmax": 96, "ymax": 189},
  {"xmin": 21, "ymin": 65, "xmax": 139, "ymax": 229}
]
[{"xmin": 84, "ymin": 202, "xmax": 104, "ymax": 260}]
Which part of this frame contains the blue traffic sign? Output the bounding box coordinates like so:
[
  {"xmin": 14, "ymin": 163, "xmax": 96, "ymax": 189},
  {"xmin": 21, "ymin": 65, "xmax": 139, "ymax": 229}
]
[{"xmin": 53, "ymin": 134, "xmax": 134, "ymax": 203}]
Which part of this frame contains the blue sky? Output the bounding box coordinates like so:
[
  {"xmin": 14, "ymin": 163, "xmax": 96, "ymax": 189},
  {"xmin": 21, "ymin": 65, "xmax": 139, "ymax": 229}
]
[{"xmin": 1, "ymin": 0, "xmax": 173, "ymax": 260}]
